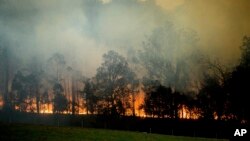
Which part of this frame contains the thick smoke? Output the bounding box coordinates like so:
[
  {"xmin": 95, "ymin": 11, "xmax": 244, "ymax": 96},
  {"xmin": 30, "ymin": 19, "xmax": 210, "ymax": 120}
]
[{"xmin": 0, "ymin": 0, "xmax": 249, "ymax": 80}]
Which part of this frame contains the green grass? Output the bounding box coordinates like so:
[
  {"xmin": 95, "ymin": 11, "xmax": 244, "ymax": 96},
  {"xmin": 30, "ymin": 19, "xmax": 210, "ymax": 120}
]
[{"xmin": 0, "ymin": 124, "xmax": 228, "ymax": 141}]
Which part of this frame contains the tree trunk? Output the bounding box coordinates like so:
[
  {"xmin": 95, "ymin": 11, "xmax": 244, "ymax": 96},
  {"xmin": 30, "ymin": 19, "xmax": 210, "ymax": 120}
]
[
  {"xmin": 3, "ymin": 47, "xmax": 10, "ymax": 111},
  {"xmin": 132, "ymin": 92, "xmax": 135, "ymax": 117},
  {"xmin": 36, "ymin": 91, "xmax": 40, "ymax": 114},
  {"xmin": 71, "ymin": 78, "xmax": 76, "ymax": 115}
]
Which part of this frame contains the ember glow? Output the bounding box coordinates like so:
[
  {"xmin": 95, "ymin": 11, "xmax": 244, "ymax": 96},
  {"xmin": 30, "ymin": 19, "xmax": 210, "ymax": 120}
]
[
  {"xmin": 178, "ymin": 105, "xmax": 200, "ymax": 119},
  {"xmin": 6, "ymin": 92, "xmax": 200, "ymax": 119},
  {"xmin": 0, "ymin": 84, "xmax": 204, "ymax": 119},
  {"xmin": 0, "ymin": 96, "xmax": 3, "ymax": 109},
  {"xmin": 134, "ymin": 89, "xmax": 145, "ymax": 116},
  {"xmin": 40, "ymin": 103, "xmax": 53, "ymax": 114}
]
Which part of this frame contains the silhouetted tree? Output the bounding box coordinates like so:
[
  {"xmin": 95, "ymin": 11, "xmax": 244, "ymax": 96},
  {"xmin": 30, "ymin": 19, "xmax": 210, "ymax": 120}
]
[
  {"xmin": 95, "ymin": 50, "xmax": 136, "ymax": 116},
  {"xmin": 70, "ymin": 69, "xmax": 81, "ymax": 115},
  {"xmin": 25, "ymin": 73, "xmax": 38, "ymax": 112},
  {"xmin": 196, "ymin": 57, "xmax": 231, "ymax": 120},
  {"xmin": 11, "ymin": 71, "xmax": 38, "ymax": 112},
  {"xmin": 11, "ymin": 71, "xmax": 27, "ymax": 112},
  {"xmin": 227, "ymin": 36, "xmax": 250, "ymax": 122},
  {"xmin": 130, "ymin": 79, "xmax": 139, "ymax": 116},
  {"xmin": 29, "ymin": 57, "xmax": 44, "ymax": 114},
  {"xmin": 142, "ymin": 84, "xmax": 179, "ymax": 118},
  {"xmin": 198, "ymin": 76, "xmax": 223, "ymax": 120},
  {"xmin": 40, "ymin": 89, "xmax": 50, "ymax": 113},
  {"xmin": 53, "ymin": 81, "xmax": 68, "ymax": 114},
  {"xmin": 0, "ymin": 46, "xmax": 12, "ymax": 111},
  {"xmin": 82, "ymin": 79, "xmax": 98, "ymax": 114}
]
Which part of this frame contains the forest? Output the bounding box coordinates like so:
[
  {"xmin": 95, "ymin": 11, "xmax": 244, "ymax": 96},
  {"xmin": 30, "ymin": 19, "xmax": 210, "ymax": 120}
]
[{"xmin": 1, "ymin": 35, "xmax": 249, "ymax": 122}]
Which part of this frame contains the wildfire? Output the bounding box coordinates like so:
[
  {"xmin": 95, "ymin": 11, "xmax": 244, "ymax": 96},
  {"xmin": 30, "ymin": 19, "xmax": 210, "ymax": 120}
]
[
  {"xmin": 40, "ymin": 103, "xmax": 53, "ymax": 114},
  {"xmin": 0, "ymin": 96, "xmax": 3, "ymax": 109},
  {"xmin": 134, "ymin": 89, "xmax": 145, "ymax": 117},
  {"xmin": 178, "ymin": 105, "xmax": 200, "ymax": 119},
  {"xmin": 3, "ymin": 90, "xmax": 199, "ymax": 119},
  {"xmin": 133, "ymin": 90, "xmax": 200, "ymax": 119}
]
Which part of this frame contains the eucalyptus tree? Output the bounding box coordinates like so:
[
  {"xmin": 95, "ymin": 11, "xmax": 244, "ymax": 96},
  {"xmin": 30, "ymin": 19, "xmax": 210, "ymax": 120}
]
[
  {"xmin": 52, "ymin": 81, "xmax": 68, "ymax": 114},
  {"xmin": 82, "ymin": 78, "xmax": 98, "ymax": 115},
  {"xmin": 227, "ymin": 36, "xmax": 250, "ymax": 122},
  {"xmin": 95, "ymin": 50, "xmax": 136, "ymax": 116},
  {"xmin": 47, "ymin": 53, "xmax": 69, "ymax": 114}
]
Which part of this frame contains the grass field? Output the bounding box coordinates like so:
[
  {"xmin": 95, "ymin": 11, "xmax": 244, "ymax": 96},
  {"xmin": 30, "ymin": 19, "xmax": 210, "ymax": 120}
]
[{"xmin": 0, "ymin": 123, "xmax": 228, "ymax": 141}]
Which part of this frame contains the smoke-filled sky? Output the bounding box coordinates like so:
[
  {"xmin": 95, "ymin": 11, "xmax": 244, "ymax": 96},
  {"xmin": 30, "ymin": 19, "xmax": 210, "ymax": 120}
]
[{"xmin": 1, "ymin": 0, "xmax": 250, "ymax": 77}]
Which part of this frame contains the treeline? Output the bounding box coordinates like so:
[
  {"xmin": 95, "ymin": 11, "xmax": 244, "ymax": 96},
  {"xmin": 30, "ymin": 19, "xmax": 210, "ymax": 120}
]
[
  {"xmin": 0, "ymin": 50, "xmax": 138, "ymax": 116},
  {"xmin": 0, "ymin": 36, "xmax": 250, "ymax": 123}
]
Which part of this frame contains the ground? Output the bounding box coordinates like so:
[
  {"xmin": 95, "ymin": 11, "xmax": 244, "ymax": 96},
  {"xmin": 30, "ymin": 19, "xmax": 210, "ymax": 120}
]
[{"xmin": 0, "ymin": 123, "xmax": 228, "ymax": 141}]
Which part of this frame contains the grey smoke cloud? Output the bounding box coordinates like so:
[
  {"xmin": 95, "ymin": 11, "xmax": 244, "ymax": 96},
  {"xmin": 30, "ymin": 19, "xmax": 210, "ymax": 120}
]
[{"xmin": 0, "ymin": 0, "xmax": 249, "ymax": 78}]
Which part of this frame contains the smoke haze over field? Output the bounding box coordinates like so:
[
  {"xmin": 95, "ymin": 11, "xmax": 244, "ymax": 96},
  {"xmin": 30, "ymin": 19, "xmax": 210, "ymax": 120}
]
[{"xmin": 1, "ymin": 0, "xmax": 250, "ymax": 77}]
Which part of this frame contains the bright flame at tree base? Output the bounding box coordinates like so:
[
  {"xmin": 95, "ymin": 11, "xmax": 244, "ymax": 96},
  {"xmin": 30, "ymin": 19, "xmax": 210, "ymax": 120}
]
[{"xmin": 0, "ymin": 95, "xmax": 199, "ymax": 119}]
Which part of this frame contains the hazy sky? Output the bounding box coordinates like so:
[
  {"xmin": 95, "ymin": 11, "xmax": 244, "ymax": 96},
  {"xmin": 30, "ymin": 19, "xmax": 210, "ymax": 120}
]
[
  {"xmin": 1, "ymin": 0, "xmax": 250, "ymax": 76},
  {"xmin": 167, "ymin": 0, "xmax": 250, "ymax": 63}
]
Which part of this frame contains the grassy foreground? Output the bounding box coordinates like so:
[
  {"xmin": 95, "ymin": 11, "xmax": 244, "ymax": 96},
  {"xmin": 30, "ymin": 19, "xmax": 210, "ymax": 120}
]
[{"xmin": 0, "ymin": 123, "xmax": 228, "ymax": 141}]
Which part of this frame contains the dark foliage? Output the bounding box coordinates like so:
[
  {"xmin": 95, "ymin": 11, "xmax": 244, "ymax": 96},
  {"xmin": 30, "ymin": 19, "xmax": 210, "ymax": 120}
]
[{"xmin": 53, "ymin": 82, "xmax": 68, "ymax": 114}]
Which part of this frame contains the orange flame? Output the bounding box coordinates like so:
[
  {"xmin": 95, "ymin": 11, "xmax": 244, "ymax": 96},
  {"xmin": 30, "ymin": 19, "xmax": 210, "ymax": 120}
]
[
  {"xmin": 178, "ymin": 105, "xmax": 200, "ymax": 119},
  {"xmin": 0, "ymin": 96, "xmax": 4, "ymax": 109}
]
